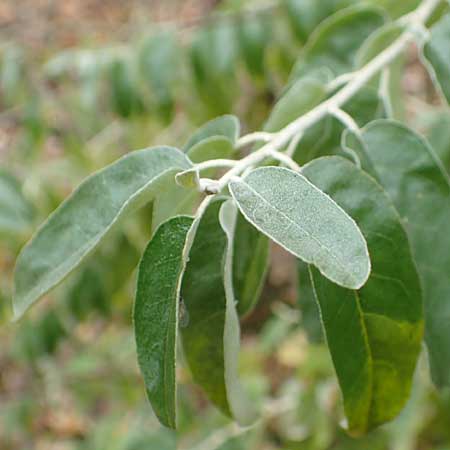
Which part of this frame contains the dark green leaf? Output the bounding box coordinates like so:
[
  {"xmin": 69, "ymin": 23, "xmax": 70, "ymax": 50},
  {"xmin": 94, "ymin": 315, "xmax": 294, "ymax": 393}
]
[
  {"xmin": 14, "ymin": 146, "xmax": 191, "ymax": 319},
  {"xmin": 303, "ymin": 156, "xmax": 423, "ymax": 435},
  {"xmin": 233, "ymin": 211, "xmax": 269, "ymax": 317},
  {"xmin": 229, "ymin": 167, "xmax": 370, "ymax": 290},
  {"xmin": 134, "ymin": 216, "xmax": 193, "ymax": 429},
  {"xmin": 357, "ymin": 120, "xmax": 450, "ymax": 387},
  {"xmin": 181, "ymin": 198, "xmax": 255, "ymax": 424}
]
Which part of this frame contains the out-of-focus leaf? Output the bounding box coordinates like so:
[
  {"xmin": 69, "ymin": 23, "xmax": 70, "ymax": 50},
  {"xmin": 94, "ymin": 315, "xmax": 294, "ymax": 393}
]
[
  {"xmin": 134, "ymin": 216, "xmax": 193, "ymax": 429},
  {"xmin": 182, "ymin": 198, "xmax": 254, "ymax": 422},
  {"xmin": 291, "ymin": 4, "xmax": 385, "ymax": 79},
  {"xmin": 139, "ymin": 31, "xmax": 179, "ymax": 122},
  {"xmin": 14, "ymin": 146, "xmax": 191, "ymax": 319},
  {"xmin": 303, "ymin": 156, "xmax": 423, "ymax": 435},
  {"xmin": 0, "ymin": 169, "xmax": 34, "ymax": 236},
  {"xmin": 356, "ymin": 120, "xmax": 450, "ymax": 387},
  {"xmin": 233, "ymin": 211, "xmax": 269, "ymax": 317},
  {"xmin": 237, "ymin": 15, "xmax": 270, "ymax": 77},
  {"xmin": 109, "ymin": 57, "xmax": 144, "ymax": 117},
  {"xmin": 423, "ymin": 13, "xmax": 450, "ymax": 104},
  {"xmin": 229, "ymin": 166, "xmax": 370, "ymax": 290},
  {"xmin": 190, "ymin": 23, "xmax": 238, "ymax": 114}
]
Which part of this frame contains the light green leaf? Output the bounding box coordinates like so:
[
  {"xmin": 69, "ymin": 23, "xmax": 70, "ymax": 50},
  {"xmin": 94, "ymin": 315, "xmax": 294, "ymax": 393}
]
[
  {"xmin": 14, "ymin": 146, "xmax": 191, "ymax": 319},
  {"xmin": 0, "ymin": 168, "xmax": 34, "ymax": 236},
  {"xmin": 229, "ymin": 166, "xmax": 370, "ymax": 290},
  {"xmin": 303, "ymin": 156, "xmax": 423, "ymax": 435},
  {"xmin": 264, "ymin": 76, "xmax": 327, "ymax": 133},
  {"xmin": 357, "ymin": 120, "xmax": 450, "ymax": 387},
  {"xmin": 183, "ymin": 115, "xmax": 240, "ymax": 151},
  {"xmin": 422, "ymin": 110, "xmax": 450, "ymax": 173},
  {"xmin": 180, "ymin": 198, "xmax": 235, "ymax": 419},
  {"xmin": 291, "ymin": 4, "xmax": 385, "ymax": 79},
  {"xmin": 355, "ymin": 22, "xmax": 403, "ymax": 67},
  {"xmin": 423, "ymin": 13, "xmax": 450, "ymax": 104},
  {"xmin": 233, "ymin": 211, "xmax": 269, "ymax": 317},
  {"xmin": 152, "ymin": 116, "xmax": 239, "ymax": 233},
  {"xmin": 139, "ymin": 31, "xmax": 179, "ymax": 121},
  {"xmin": 134, "ymin": 216, "xmax": 193, "ymax": 429},
  {"xmin": 219, "ymin": 200, "xmax": 259, "ymax": 425}
]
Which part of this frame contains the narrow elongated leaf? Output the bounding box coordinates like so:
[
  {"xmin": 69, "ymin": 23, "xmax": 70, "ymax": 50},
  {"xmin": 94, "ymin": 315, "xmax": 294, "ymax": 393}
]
[
  {"xmin": 291, "ymin": 5, "xmax": 385, "ymax": 79},
  {"xmin": 423, "ymin": 13, "xmax": 450, "ymax": 104},
  {"xmin": 14, "ymin": 146, "xmax": 191, "ymax": 319},
  {"xmin": 297, "ymin": 260, "xmax": 323, "ymax": 343},
  {"xmin": 303, "ymin": 156, "xmax": 423, "ymax": 435},
  {"xmin": 233, "ymin": 211, "xmax": 269, "ymax": 317},
  {"xmin": 181, "ymin": 198, "xmax": 255, "ymax": 423},
  {"xmin": 134, "ymin": 216, "xmax": 193, "ymax": 429},
  {"xmin": 229, "ymin": 167, "xmax": 370, "ymax": 290},
  {"xmin": 0, "ymin": 168, "xmax": 34, "ymax": 236},
  {"xmin": 219, "ymin": 200, "xmax": 258, "ymax": 424},
  {"xmin": 423, "ymin": 110, "xmax": 450, "ymax": 173},
  {"xmin": 355, "ymin": 120, "xmax": 450, "ymax": 387},
  {"xmin": 181, "ymin": 199, "xmax": 230, "ymax": 416}
]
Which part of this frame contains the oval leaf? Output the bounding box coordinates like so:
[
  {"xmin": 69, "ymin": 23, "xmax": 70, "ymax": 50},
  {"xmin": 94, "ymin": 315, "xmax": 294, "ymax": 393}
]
[
  {"xmin": 134, "ymin": 216, "xmax": 193, "ymax": 429},
  {"xmin": 303, "ymin": 156, "xmax": 423, "ymax": 435},
  {"xmin": 356, "ymin": 120, "xmax": 450, "ymax": 387},
  {"xmin": 229, "ymin": 167, "xmax": 370, "ymax": 290},
  {"xmin": 14, "ymin": 146, "xmax": 191, "ymax": 319}
]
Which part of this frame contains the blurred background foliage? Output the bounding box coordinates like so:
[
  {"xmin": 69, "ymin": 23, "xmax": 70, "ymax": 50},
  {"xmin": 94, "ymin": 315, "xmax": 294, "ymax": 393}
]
[{"xmin": 2, "ymin": 0, "xmax": 450, "ymax": 449}]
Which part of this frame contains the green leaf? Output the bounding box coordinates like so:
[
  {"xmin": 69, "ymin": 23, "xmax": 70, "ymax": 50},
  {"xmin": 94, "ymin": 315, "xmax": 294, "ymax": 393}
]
[
  {"xmin": 134, "ymin": 216, "xmax": 193, "ymax": 429},
  {"xmin": 264, "ymin": 76, "xmax": 327, "ymax": 133},
  {"xmin": 303, "ymin": 156, "xmax": 423, "ymax": 435},
  {"xmin": 422, "ymin": 110, "xmax": 450, "ymax": 173},
  {"xmin": 219, "ymin": 200, "xmax": 259, "ymax": 424},
  {"xmin": 355, "ymin": 22, "xmax": 403, "ymax": 67},
  {"xmin": 423, "ymin": 13, "xmax": 450, "ymax": 104},
  {"xmin": 151, "ymin": 116, "xmax": 239, "ymax": 233},
  {"xmin": 297, "ymin": 260, "xmax": 323, "ymax": 343},
  {"xmin": 14, "ymin": 146, "xmax": 191, "ymax": 319},
  {"xmin": 181, "ymin": 198, "xmax": 255, "ymax": 423},
  {"xmin": 229, "ymin": 166, "xmax": 370, "ymax": 290},
  {"xmin": 356, "ymin": 120, "xmax": 450, "ymax": 387},
  {"xmin": 183, "ymin": 115, "xmax": 240, "ymax": 151},
  {"xmin": 139, "ymin": 31, "xmax": 179, "ymax": 122},
  {"xmin": 290, "ymin": 4, "xmax": 385, "ymax": 80},
  {"xmin": 237, "ymin": 15, "xmax": 270, "ymax": 77},
  {"xmin": 233, "ymin": 211, "xmax": 269, "ymax": 317},
  {"xmin": 0, "ymin": 168, "xmax": 34, "ymax": 236}
]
